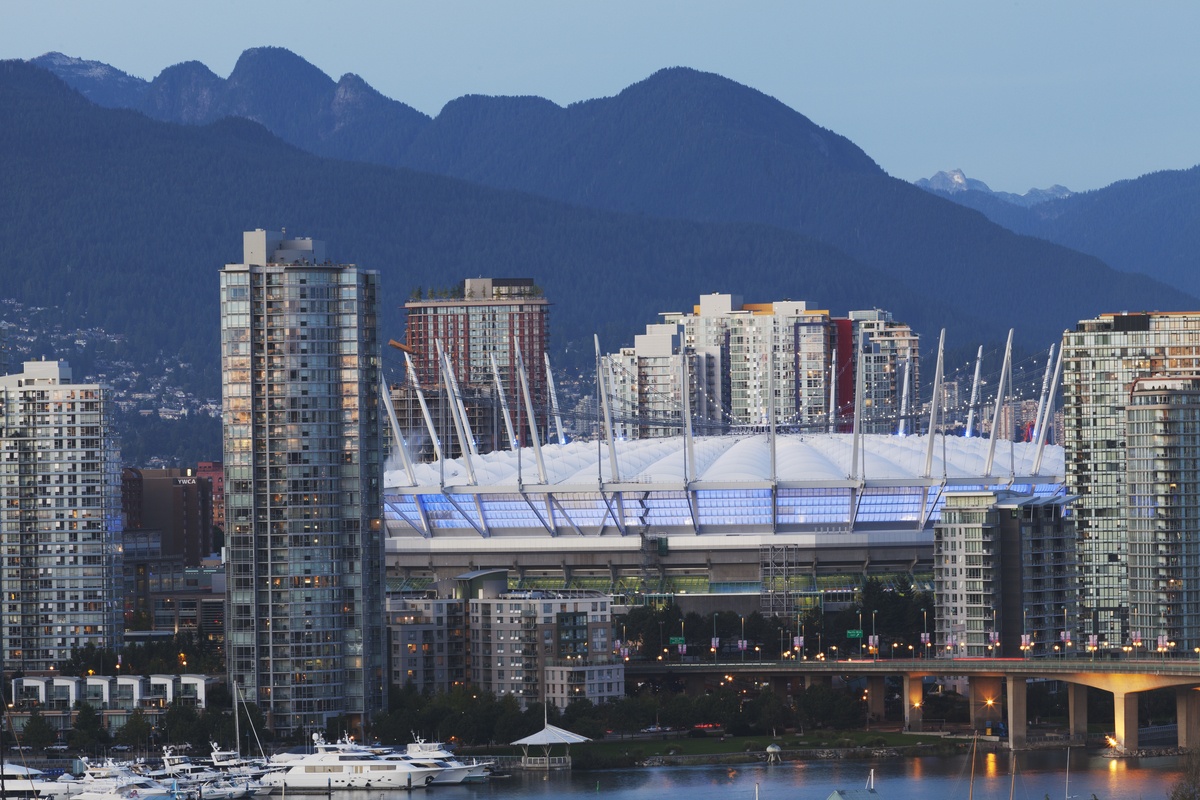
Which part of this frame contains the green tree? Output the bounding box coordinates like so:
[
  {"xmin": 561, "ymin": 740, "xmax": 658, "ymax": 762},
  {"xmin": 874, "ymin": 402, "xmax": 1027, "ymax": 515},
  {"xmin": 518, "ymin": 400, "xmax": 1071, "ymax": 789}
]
[
  {"xmin": 20, "ymin": 707, "xmax": 57, "ymax": 750},
  {"xmin": 751, "ymin": 689, "xmax": 790, "ymax": 736},
  {"xmin": 69, "ymin": 702, "xmax": 109, "ymax": 752},
  {"xmin": 159, "ymin": 702, "xmax": 202, "ymax": 746},
  {"xmin": 798, "ymin": 683, "xmax": 836, "ymax": 729},
  {"xmin": 1170, "ymin": 749, "xmax": 1200, "ymax": 800},
  {"xmin": 116, "ymin": 709, "xmax": 152, "ymax": 747},
  {"xmin": 128, "ymin": 609, "xmax": 152, "ymax": 632}
]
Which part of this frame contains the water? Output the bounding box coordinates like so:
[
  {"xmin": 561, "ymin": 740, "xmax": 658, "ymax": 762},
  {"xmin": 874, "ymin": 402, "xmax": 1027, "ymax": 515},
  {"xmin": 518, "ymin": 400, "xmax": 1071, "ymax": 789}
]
[{"xmin": 380, "ymin": 750, "xmax": 1183, "ymax": 800}]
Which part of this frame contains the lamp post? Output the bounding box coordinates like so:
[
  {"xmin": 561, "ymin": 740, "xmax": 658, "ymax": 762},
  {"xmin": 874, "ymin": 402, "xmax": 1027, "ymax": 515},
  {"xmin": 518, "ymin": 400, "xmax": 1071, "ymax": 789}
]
[
  {"xmin": 740, "ymin": 615, "xmax": 745, "ymax": 663},
  {"xmin": 923, "ymin": 608, "xmax": 928, "ymax": 660},
  {"xmin": 858, "ymin": 610, "xmax": 863, "ymax": 659},
  {"xmin": 872, "ymin": 609, "xmax": 877, "ymax": 662}
]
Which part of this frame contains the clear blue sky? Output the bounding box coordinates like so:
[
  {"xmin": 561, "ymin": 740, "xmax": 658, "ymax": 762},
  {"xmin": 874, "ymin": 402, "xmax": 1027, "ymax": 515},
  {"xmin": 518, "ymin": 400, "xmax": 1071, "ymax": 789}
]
[{"xmin": 4, "ymin": 0, "xmax": 1198, "ymax": 193}]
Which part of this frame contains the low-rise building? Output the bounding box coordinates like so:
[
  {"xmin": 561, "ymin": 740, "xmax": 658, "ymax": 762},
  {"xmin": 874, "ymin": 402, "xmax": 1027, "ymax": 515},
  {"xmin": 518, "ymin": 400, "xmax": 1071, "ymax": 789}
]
[
  {"xmin": 460, "ymin": 570, "xmax": 622, "ymax": 708},
  {"xmin": 386, "ymin": 595, "xmax": 467, "ymax": 693},
  {"xmin": 8, "ymin": 673, "xmax": 216, "ymax": 737}
]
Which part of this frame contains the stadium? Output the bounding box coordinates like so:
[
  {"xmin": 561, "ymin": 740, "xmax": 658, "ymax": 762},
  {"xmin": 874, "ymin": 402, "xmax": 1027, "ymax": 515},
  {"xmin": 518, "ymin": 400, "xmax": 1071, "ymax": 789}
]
[{"xmin": 383, "ymin": 432, "xmax": 1065, "ymax": 613}]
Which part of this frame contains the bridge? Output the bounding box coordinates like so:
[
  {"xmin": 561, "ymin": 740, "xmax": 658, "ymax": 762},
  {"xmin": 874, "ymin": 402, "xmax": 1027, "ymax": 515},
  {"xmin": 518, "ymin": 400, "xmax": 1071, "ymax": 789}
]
[{"xmin": 625, "ymin": 657, "xmax": 1200, "ymax": 750}]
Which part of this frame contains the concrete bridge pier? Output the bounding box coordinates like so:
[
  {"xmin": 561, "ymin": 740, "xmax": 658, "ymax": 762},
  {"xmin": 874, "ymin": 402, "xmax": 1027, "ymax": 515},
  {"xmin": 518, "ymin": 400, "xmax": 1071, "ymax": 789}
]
[
  {"xmin": 1068, "ymin": 682, "xmax": 1088, "ymax": 738},
  {"xmin": 867, "ymin": 675, "xmax": 886, "ymax": 721},
  {"xmin": 969, "ymin": 676, "xmax": 1003, "ymax": 730},
  {"xmin": 1177, "ymin": 687, "xmax": 1200, "ymax": 747},
  {"xmin": 903, "ymin": 674, "xmax": 923, "ymax": 732},
  {"xmin": 805, "ymin": 674, "xmax": 832, "ymax": 690},
  {"xmin": 1006, "ymin": 676, "xmax": 1027, "ymax": 749},
  {"xmin": 684, "ymin": 673, "xmax": 707, "ymax": 698},
  {"xmin": 770, "ymin": 675, "xmax": 790, "ymax": 698},
  {"xmin": 1114, "ymin": 691, "xmax": 1139, "ymax": 751}
]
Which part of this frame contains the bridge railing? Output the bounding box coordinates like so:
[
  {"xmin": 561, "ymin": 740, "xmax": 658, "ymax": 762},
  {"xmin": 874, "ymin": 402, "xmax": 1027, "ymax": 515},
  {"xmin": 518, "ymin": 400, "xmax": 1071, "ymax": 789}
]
[{"xmin": 626, "ymin": 657, "xmax": 1200, "ymax": 675}]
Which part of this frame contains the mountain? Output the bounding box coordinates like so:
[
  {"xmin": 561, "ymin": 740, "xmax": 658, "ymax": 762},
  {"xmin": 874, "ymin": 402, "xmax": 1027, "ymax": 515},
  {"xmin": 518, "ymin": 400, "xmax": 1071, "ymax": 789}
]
[
  {"xmin": 912, "ymin": 166, "xmax": 1200, "ymax": 298},
  {"xmin": 110, "ymin": 51, "xmax": 1171, "ymax": 349},
  {"xmin": 15, "ymin": 53, "xmax": 1197, "ymax": 356},
  {"xmin": 0, "ymin": 59, "xmax": 974, "ymax": 384},
  {"xmin": 915, "ymin": 169, "xmax": 1072, "ymax": 208},
  {"xmin": 137, "ymin": 47, "xmax": 432, "ymax": 164},
  {"xmin": 29, "ymin": 52, "xmax": 149, "ymax": 109}
]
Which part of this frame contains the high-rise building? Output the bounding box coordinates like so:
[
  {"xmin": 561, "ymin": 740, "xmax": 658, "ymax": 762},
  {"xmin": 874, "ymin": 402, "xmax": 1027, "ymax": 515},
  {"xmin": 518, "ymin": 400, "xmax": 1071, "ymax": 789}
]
[
  {"xmin": 220, "ymin": 230, "xmax": 384, "ymax": 736},
  {"xmin": 121, "ymin": 468, "xmax": 213, "ymax": 566},
  {"xmin": 1126, "ymin": 376, "xmax": 1200, "ymax": 652},
  {"xmin": 608, "ymin": 295, "xmax": 918, "ymax": 437},
  {"xmin": 847, "ymin": 309, "xmax": 921, "ymax": 434},
  {"xmin": 197, "ymin": 461, "xmax": 225, "ymax": 534},
  {"xmin": 0, "ymin": 360, "xmax": 123, "ymax": 675},
  {"xmin": 610, "ymin": 323, "xmax": 722, "ymax": 440},
  {"xmin": 1063, "ymin": 311, "xmax": 1200, "ymax": 650},
  {"xmin": 934, "ymin": 490, "xmax": 1077, "ymax": 658},
  {"xmin": 403, "ymin": 278, "xmax": 550, "ymax": 449}
]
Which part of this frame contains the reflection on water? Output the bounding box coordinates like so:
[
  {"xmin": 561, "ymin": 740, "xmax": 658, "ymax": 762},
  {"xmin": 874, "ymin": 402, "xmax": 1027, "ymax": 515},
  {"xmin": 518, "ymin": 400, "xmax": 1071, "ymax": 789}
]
[{"xmin": 395, "ymin": 750, "xmax": 1182, "ymax": 800}]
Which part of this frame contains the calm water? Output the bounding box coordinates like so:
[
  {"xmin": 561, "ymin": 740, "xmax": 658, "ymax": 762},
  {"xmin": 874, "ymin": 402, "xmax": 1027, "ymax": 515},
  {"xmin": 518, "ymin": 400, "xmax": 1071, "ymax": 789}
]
[{"xmin": 366, "ymin": 750, "xmax": 1182, "ymax": 800}]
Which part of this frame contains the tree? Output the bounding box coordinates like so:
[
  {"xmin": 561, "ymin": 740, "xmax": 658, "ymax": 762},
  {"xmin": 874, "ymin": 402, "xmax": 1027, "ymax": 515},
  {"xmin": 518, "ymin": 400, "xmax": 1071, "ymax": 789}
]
[
  {"xmin": 69, "ymin": 702, "xmax": 109, "ymax": 752},
  {"xmin": 20, "ymin": 707, "xmax": 57, "ymax": 750},
  {"xmin": 128, "ymin": 609, "xmax": 152, "ymax": 632},
  {"xmin": 159, "ymin": 702, "xmax": 202, "ymax": 747},
  {"xmin": 116, "ymin": 709, "xmax": 152, "ymax": 747},
  {"xmin": 1169, "ymin": 748, "xmax": 1200, "ymax": 800}
]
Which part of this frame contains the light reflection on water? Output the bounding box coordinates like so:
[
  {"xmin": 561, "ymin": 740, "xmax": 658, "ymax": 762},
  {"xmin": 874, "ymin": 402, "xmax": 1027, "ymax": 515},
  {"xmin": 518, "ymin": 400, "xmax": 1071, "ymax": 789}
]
[{"xmin": 336, "ymin": 751, "xmax": 1182, "ymax": 800}]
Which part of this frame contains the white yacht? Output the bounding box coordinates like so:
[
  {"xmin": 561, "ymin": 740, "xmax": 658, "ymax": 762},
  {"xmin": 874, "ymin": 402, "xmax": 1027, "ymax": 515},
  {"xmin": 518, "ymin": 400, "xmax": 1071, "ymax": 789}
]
[
  {"xmin": 309, "ymin": 734, "xmax": 476, "ymax": 786},
  {"xmin": 404, "ymin": 738, "xmax": 493, "ymax": 783},
  {"xmin": 260, "ymin": 736, "xmax": 441, "ymax": 790},
  {"xmin": 40, "ymin": 761, "xmax": 173, "ymax": 800},
  {"xmin": 0, "ymin": 762, "xmax": 51, "ymax": 800}
]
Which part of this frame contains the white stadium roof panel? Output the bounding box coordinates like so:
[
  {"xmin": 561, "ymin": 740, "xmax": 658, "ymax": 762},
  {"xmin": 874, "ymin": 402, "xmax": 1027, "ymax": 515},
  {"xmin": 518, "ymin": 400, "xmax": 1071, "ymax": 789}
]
[{"xmin": 386, "ymin": 433, "xmax": 1064, "ymax": 490}]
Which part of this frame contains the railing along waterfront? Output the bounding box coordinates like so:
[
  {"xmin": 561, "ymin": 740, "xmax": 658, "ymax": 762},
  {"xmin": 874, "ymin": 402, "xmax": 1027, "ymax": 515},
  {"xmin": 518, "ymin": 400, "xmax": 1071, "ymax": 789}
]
[{"xmin": 624, "ymin": 657, "xmax": 1200, "ymax": 675}]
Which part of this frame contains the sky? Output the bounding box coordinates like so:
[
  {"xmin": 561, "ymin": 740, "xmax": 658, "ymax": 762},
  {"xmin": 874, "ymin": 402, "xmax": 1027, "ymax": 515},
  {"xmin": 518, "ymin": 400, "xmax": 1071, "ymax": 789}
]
[{"xmin": 4, "ymin": 1, "xmax": 1198, "ymax": 193}]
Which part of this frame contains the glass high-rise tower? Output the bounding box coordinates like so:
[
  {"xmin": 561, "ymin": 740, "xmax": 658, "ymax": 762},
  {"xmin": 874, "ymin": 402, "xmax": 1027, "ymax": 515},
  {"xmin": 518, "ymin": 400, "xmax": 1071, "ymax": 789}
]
[
  {"xmin": 221, "ymin": 230, "xmax": 383, "ymax": 737},
  {"xmin": 0, "ymin": 360, "xmax": 122, "ymax": 675}
]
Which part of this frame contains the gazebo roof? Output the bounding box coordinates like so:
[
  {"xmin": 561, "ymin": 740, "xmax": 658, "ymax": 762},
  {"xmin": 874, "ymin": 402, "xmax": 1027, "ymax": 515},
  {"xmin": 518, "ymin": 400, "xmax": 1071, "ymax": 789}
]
[{"xmin": 511, "ymin": 723, "xmax": 591, "ymax": 746}]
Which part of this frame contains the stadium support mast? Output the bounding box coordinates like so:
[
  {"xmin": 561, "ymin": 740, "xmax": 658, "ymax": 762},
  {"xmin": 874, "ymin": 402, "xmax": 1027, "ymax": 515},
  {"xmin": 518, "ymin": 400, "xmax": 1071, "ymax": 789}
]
[
  {"xmin": 405, "ymin": 352, "xmax": 442, "ymax": 462},
  {"xmin": 984, "ymin": 329, "xmax": 1014, "ymax": 477},
  {"xmin": 436, "ymin": 339, "xmax": 476, "ymax": 484},
  {"xmin": 850, "ymin": 333, "xmax": 865, "ymax": 480},
  {"xmin": 898, "ymin": 358, "xmax": 911, "ymax": 437},
  {"xmin": 436, "ymin": 339, "xmax": 479, "ymax": 458},
  {"xmin": 769, "ymin": 346, "xmax": 776, "ymax": 482},
  {"xmin": 1031, "ymin": 344, "xmax": 1056, "ymax": 444},
  {"xmin": 516, "ymin": 349, "xmax": 548, "ymax": 484},
  {"xmin": 545, "ymin": 352, "xmax": 566, "ymax": 446},
  {"xmin": 490, "ymin": 353, "xmax": 517, "ymax": 450},
  {"xmin": 595, "ymin": 335, "xmax": 620, "ymax": 482},
  {"xmin": 381, "ymin": 381, "xmax": 416, "ymax": 485},
  {"xmin": 965, "ymin": 346, "xmax": 984, "ymax": 438},
  {"xmin": 1033, "ymin": 342, "xmax": 1065, "ymax": 476},
  {"xmin": 923, "ymin": 329, "xmax": 945, "ymax": 479},
  {"xmin": 680, "ymin": 353, "xmax": 696, "ymax": 481}
]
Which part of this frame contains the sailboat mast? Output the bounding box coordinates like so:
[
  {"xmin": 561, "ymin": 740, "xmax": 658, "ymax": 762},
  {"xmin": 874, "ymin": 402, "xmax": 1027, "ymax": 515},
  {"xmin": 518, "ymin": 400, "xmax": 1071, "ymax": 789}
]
[{"xmin": 968, "ymin": 733, "xmax": 977, "ymax": 800}]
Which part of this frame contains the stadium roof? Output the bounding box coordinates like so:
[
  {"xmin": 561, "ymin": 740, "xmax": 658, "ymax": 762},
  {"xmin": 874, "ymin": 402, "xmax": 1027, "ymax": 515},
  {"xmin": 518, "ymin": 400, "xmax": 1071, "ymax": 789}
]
[{"xmin": 385, "ymin": 433, "xmax": 1063, "ymax": 490}]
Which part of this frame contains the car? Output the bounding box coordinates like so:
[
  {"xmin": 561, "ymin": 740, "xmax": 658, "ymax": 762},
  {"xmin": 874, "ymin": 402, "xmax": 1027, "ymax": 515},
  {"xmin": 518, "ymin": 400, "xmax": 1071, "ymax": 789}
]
[
  {"xmin": 47, "ymin": 744, "xmax": 69, "ymax": 752},
  {"xmin": 9, "ymin": 745, "xmax": 31, "ymax": 752},
  {"xmin": 111, "ymin": 744, "xmax": 131, "ymax": 752}
]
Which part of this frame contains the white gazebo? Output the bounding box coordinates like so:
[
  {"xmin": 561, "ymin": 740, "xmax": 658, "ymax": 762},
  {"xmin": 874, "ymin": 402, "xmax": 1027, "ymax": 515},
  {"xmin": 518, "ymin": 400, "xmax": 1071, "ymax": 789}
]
[{"xmin": 511, "ymin": 723, "xmax": 590, "ymax": 770}]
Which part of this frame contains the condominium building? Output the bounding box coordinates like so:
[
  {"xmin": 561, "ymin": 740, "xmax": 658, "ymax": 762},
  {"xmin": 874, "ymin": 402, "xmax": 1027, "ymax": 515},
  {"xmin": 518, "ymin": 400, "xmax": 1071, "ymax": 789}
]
[
  {"xmin": 610, "ymin": 323, "xmax": 722, "ymax": 440},
  {"xmin": 220, "ymin": 229, "xmax": 384, "ymax": 737},
  {"xmin": 385, "ymin": 595, "xmax": 467, "ymax": 693},
  {"xmin": 607, "ymin": 295, "xmax": 918, "ymax": 437},
  {"xmin": 847, "ymin": 310, "xmax": 920, "ymax": 434},
  {"xmin": 1063, "ymin": 311, "xmax": 1200, "ymax": 650},
  {"xmin": 457, "ymin": 570, "xmax": 621, "ymax": 708},
  {"xmin": 934, "ymin": 490, "xmax": 1077, "ymax": 658},
  {"xmin": 1126, "ymin": 376, "xmax": 1200, "ymax": 652},
  {"xmin": 403, "ymin": 278, "xmax": 550, "ymax": 449},
  {"xmin": 0, "ymin": 360, "xmax": 123, "ymax": 676},
  {"xmin": 9, "ymin": 673, "xmax": 215, "ymax": 737}
]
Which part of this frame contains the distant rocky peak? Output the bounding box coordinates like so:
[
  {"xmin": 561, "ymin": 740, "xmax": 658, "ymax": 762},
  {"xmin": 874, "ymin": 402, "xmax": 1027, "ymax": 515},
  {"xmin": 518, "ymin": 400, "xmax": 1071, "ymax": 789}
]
[
  {"xmin": 915, "ymin": 169, "xmax": 993, "ymax": 195},
  {"xmin": 915, "ymin": 168, "xmax": 1071, "ymax": 208}
]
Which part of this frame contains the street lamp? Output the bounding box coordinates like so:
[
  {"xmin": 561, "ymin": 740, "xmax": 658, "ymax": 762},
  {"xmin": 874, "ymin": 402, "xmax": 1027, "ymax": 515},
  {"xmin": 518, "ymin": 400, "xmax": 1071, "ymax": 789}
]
[
  {"xmin": 755, "ymin": 645, "xmax": 761, "ymax": 663},
  {"xmin": 740, "ymin": 614, "xmax": 745, "ymax": 663},
  {"xmin": 872, "ymin": 609, "xmax": 878, "ymax": 662}
]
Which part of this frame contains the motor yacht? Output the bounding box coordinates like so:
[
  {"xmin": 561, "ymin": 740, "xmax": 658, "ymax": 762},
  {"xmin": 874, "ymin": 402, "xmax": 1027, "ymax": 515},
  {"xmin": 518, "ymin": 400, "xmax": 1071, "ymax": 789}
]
[{"xmin": 259, "ymin": 736, "xmax": 441, "ymax": 790}]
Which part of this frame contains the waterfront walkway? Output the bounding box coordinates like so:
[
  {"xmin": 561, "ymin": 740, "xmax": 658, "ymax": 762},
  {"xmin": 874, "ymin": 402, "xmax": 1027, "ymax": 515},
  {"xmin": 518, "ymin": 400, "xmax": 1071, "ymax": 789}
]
[{"xmin": 625, "ymin": 657, "xmax": 1200, "ymax": 751}]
